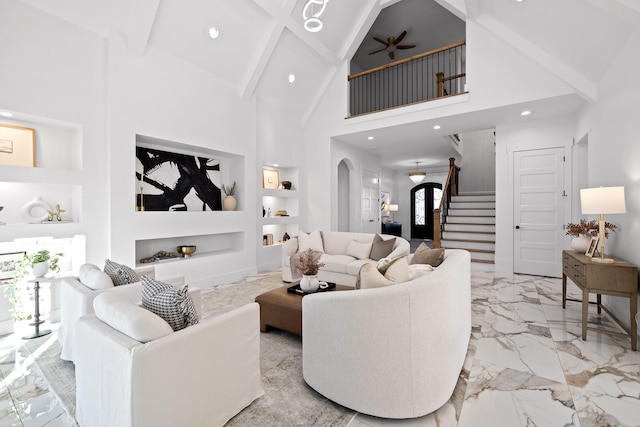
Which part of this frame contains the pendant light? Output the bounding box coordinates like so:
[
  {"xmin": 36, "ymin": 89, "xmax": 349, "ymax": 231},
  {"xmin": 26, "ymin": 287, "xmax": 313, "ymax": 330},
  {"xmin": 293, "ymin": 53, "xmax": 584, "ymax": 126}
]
[{"xmin": 408, "ymin": 162, "xmax": 426, "ymax": 184}]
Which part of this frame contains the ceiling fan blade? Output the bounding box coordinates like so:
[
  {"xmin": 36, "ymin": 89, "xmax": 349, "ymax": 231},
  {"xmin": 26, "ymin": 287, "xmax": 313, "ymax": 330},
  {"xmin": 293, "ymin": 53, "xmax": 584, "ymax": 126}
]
[
  {"xmin": 373, "ymin": 37, "xmax": 390, "ymax": 46},
  {"xmin": 368, "ymin": 47, "xmax": 387, "ymax": 55},
  {"xmin": 396, "ymin": 44, "xmax": 416, "ymax": 50},
  {"xmin": 394, "ymin": 30, "xmax": 407, "ymax": 44}
]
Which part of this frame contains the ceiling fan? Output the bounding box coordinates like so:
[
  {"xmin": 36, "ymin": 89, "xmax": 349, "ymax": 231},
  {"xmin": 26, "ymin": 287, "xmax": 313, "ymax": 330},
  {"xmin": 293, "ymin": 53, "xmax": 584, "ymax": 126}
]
[{"xmin": 368, "ymin": 30, "xmax": 416, "ymax": 60}]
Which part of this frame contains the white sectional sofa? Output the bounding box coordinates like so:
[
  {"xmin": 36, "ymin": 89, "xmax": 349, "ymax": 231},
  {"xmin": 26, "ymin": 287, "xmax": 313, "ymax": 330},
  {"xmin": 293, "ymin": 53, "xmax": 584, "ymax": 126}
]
[
  {"xmin": 75, "ymin": 296, "xmax": 262, "ymax": 427},
  {"xmin": 302, "ymin": 249, "xmax": 471, "ymax": 419},
  {"xmin": 281, "ymin": 231, "xmax": 410, "ymax": 286},
  {"xmin": 58, "ymin": 265, "xmax": 201, "ymax": 362}
]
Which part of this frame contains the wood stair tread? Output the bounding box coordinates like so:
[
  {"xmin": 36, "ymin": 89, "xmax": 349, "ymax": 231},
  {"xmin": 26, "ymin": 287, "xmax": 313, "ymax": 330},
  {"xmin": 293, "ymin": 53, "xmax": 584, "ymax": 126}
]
[{"xmin": 441, "ymin": 237, "xmax": 496, "ymax": 243}]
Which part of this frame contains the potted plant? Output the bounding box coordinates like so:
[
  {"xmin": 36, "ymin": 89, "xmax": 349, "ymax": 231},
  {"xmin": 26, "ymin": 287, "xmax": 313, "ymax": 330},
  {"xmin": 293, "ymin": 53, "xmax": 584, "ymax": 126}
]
[
  {"xmin": 222, "ymin": 181, "xmax": 237, "ymax": 211},
  {"xmin": 296, "ymin": 249, "xmax": 325, "ymax": 293},
  {"xmin": 565, "ymin": 219, "xmax": 617, "ymax": 252}
]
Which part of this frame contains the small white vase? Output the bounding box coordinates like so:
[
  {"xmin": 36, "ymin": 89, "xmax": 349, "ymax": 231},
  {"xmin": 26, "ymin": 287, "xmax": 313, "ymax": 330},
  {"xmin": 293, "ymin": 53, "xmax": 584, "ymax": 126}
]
[
  {"xmin": 223, "ymin": 196, "xmax": 237, "ymax": 211},
  {"xmin": 21, "ymin": 197, "xmax": 52, "ymax": 224},
  {"xmin": 32, "ymin": 261, "xmax": 49, "ymax": 278},
  {"xmin": 571, "ymin": 234, "xmax": 591, "ymax": 253},
  {"xmin": 300, "ymin": 275, "xmax": 320, "ymax": 293}
]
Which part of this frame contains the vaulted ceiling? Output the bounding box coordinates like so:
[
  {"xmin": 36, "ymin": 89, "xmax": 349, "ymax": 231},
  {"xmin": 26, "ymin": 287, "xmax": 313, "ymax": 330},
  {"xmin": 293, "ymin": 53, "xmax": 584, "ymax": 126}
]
[{"xmin": 18, "ymin": 0, "xmax": 640, "ymax": 169}]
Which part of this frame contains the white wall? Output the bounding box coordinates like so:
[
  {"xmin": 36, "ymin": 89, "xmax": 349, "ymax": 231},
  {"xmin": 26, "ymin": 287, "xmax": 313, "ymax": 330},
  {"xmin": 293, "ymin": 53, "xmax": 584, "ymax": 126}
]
[
  {"xmin": 458, "ymin": 129, "xmax": 496, "ymax": 193},
  {"xmin": 494, "ymin": 116, "xmax": 575, "ymax": 273},
  {"xmin": 575, "ymin": 28, "xmax": 640, "ymax": 335}
]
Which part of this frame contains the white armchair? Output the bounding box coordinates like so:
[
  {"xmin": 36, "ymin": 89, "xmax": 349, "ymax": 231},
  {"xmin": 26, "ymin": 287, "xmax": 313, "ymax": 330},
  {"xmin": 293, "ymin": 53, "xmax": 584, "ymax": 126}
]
[
  {"xmin": 58, "ymin": 265, "xmax": 201, "ymax": 362},
  {"xmin": 75, "ymin": 301, "xmax": 263, "ymax": 427}
]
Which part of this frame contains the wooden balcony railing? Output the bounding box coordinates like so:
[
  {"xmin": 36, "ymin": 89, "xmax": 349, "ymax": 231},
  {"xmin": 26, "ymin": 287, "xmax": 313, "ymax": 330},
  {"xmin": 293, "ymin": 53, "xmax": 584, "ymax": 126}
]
[
  {"xmin": 433, "ymin": 157, "xmax": 460, "ymax": 249},
  {"xmin": 348, "ymin": 41, "xmax": 466, "ymax": 117}
]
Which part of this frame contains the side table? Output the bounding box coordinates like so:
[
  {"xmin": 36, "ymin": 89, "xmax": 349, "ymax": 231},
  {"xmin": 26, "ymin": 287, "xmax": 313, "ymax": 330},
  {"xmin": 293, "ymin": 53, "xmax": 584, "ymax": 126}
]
[
  {"xmin": 562, "ymin": 250, "xmax": 638, "ymax": 351},
  {"xmin": 22, "ymin": 277, "xmax": 53, "ymax": 340}
]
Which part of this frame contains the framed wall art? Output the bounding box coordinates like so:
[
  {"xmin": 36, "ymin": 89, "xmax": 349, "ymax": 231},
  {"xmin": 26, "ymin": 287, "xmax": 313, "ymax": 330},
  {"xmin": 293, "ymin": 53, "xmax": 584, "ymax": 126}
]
[
  {"xmin": 262, "ymin": 168, "xmax": 279, "ymax": 190},
  {"xmin": 0, "ymin": 123, "xmax": 35, "ymax": 167},
  {"xmin": 0, "ymin": 251, "xmax": 25, "ymax": 285}
]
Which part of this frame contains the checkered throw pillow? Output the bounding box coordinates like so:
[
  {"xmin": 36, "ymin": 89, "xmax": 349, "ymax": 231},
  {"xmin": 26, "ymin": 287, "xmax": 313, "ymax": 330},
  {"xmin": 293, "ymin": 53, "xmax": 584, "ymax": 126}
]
[
  {"xmin": 141, "ymin": 276, "xmax": 199, "ymax": 331},
  {"xmin": 104, "ymin": 259, "xmax": 140, "ymax": 286}
]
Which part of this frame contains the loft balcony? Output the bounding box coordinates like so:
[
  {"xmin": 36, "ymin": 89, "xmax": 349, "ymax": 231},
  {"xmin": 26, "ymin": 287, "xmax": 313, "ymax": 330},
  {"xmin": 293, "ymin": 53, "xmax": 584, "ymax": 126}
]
[{"xmin": 348, "ymin": 41, "xmax": 466, "ymax": 117}]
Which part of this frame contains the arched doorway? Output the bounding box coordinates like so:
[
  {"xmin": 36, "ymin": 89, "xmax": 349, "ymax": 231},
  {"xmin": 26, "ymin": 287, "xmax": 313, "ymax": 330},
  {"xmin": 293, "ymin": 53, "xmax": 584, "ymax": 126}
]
[
  {"xmin": 410, "ymin": 182, "xmax": 442, "ymax": 239},
  {"xmin": 337, "ymin": 159, "xmax": 352, "ymax": 231}
]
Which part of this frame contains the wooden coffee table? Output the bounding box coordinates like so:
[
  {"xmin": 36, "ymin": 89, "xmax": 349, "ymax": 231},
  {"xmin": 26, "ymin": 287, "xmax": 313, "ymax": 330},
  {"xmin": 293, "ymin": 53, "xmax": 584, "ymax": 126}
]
[{"xmin": 255, "ymin": 284, "xmax": 352, "ymax": 335}]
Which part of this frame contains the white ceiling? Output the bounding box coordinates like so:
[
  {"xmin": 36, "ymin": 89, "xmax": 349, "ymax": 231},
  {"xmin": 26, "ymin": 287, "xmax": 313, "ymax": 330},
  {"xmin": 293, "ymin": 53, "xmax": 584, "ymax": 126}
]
[{"xmin": 18, "ymin": 0, "xmax": 640, "ymax": 170}]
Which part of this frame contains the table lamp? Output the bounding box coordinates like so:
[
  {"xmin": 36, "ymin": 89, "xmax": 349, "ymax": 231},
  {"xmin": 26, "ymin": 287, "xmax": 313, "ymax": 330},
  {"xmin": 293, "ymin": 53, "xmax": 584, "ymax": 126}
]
[
  {"xmin": 389, "ymin": 204, "xmax": 398, "ymax": 222},
  {"xmin": 580, "ymin": 186, "xmax": 626, "ymax": 263}
]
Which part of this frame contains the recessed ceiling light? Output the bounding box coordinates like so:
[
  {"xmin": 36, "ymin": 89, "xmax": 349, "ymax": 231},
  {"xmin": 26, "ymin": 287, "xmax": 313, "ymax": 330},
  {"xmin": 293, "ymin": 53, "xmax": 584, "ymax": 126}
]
[
  {"xmin": 208, "ymin": 27, "xmax": 220, "ymax": 39},
  {"xmin": 0, "ymin": 112, "xmax": 13, "ymax": 117},
  {"xmin": 273, "ymin": 163, "xmax": 279, "ymax": 167},
  {"xmin": 516, "ymin": 0, "xmax": 525, "ymax": 3},
  {"xmin": 521, "ymin": 110, "xmax": 531, "ymax": 116},
  {"xmin": 433, "ymin": 125, "xmax": 441, "ymax": 130},
  {"xmin": 288, "ymin": 74, "xmax": 296, "ymax": 83},
  {"xmin": 368, "ymin": 136, "xmax": 374, "ymax": 140}
]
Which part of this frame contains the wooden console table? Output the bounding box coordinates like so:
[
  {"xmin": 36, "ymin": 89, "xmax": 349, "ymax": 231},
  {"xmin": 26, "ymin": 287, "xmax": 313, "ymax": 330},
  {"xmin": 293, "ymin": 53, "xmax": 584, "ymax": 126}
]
[{"xmin": 562, "ymin": 250, "xmax": 638, "ymax": 351}]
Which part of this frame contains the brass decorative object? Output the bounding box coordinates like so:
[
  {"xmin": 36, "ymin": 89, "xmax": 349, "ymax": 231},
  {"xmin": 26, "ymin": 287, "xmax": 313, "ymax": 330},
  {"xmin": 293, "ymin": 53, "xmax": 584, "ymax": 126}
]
[
  {"xmin": 136, "ymin": 186, "xmax": 145, "ymax": 211},
  {"xmin": 177, "ymin": 245, "xmax": 197, "ymax": 257},
  {"xmin": 46, "ymin": 204, "xmax": 66, "ymax": 221}
]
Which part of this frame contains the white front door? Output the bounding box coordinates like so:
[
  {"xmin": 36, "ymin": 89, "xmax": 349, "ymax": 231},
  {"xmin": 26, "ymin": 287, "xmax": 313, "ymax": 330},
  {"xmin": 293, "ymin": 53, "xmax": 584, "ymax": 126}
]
[
  {"xmin": 361, "ymin": 170, "xmax": 379, "ymax": 233},
  {"xmin": 513, "ymin": 147, "xmax": 565, "ymax": 277}
]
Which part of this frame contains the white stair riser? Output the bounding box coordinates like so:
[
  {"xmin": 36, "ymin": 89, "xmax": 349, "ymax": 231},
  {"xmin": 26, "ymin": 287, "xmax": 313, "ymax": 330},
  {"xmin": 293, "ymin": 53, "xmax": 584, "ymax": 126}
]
[
  {"xmin": 471, "ymin": 262, "xmax": 495, "ymax": 271},
  {"xmin": 449, "ymin": 202, "xmax": 495, "ymax": 209},
  {"xmin": 468, "ymin": 251, "xmax": 495, "ymax": 261},
  {"xmin": 442, "ymin": 231, "xmax": 494, "ymax": 241},
  {"xmin": 447, "ymin": 208, "xmax": 495, "ymax": 216},
  {"xmin": 444, "ymin": 223, "xmax": 495, "ymax": 232},
  {"xmin": 447, "ymin": 216, "xmax": 496, "ymax": 224},
  {"xmin": 452, "ymin": 195, "xmax": 495, "ymax": 203},
  {"xmin": 442, "ymin": 240, "xmax": 495, "ymax": 251}
]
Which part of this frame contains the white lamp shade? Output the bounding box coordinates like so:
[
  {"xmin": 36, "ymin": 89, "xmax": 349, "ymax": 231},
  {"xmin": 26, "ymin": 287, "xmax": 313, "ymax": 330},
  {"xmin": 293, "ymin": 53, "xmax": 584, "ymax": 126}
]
[
  {"xmin": 580, "ymin": 186, "xmax": 626, "ymax": 214},
  {"xmin": 389, "ymin": 204, "xmax": 399, "ymax": 212}
]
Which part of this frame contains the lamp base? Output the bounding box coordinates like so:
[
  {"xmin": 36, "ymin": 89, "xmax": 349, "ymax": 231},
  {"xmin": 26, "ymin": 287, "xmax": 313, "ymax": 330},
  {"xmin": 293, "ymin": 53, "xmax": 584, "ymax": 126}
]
[{"xmin": 591, "ymin": 257, "xmax": 614, "ymax": 263}]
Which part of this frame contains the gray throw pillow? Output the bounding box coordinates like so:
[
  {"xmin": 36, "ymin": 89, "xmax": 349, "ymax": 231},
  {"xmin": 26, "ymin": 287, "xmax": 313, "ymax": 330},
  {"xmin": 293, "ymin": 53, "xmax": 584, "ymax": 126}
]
[
  {"xmin": 104, "ymin": 259, "xmax": 140, "ymax": 286},
  {"xmin": 141, "ymin": 276, "xmax": 199, "ymax": 331},
  {"xmin": 410, "ymin": 243, "xmax": 445, "ymax": 267},
  {"xmin": 369, "ymin": 234, "xmax": 396, "ymax": 261}
]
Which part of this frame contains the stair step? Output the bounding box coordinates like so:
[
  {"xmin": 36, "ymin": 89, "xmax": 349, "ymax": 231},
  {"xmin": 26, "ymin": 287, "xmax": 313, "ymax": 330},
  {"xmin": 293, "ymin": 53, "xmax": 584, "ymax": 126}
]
[
  {"xmin": 441, "ymin": 238, "xmax": 495, "ymax": 251},
  {"xmin": 447, "ymin": 208, "xmax": 496, "ymax": 216},
  {"xmin": 442, "ymin": 230, "xmax": 495, "ymax": 241},
  {"xmin": 472, "ymin": 258, "xmax": 495, "ymax": 264},
  {"xmin": 453, "ymin": 194, "xmax": 495, "ymax": 203},
  {"xmin": 447, "ymin": 216, "xmax": 496, "ymax": 224},
  {"xmin": 444, "ymin": 223, "xmax": 495, "ymax": 232},
  {"xmin": 449, "ymin": 201, "xmax": 495, "ymax": 209}
]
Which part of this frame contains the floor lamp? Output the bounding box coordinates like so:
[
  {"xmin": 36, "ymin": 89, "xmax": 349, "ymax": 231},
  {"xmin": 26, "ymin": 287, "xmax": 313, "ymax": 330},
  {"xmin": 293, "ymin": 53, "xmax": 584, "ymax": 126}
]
[{"xmin": 580, "ymin": 186, "xmax": 626, "ymax": 263}]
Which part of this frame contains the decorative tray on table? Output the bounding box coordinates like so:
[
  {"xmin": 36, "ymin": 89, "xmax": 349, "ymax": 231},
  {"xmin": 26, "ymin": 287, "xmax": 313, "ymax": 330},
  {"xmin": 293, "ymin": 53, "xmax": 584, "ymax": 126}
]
[{"xmin": 287, "ymin": 282, "xmax": 336, "ymax": 296}]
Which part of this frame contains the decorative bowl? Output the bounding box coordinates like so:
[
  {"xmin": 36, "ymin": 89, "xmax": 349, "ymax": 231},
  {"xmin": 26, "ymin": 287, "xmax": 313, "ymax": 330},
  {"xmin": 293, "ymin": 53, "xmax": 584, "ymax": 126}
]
[{"xmin": 177, "ymin": 245, "xmax": 197, "ymax": 257}]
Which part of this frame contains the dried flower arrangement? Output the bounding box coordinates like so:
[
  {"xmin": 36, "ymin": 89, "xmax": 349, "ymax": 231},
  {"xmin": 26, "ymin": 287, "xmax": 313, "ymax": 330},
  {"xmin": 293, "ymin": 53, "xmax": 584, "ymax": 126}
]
[
  {"xmin": 565, "ymin": 219, "xmax": 617, "ymax": 238},
  {"xmin": 296, "ymin": 249, "xmax": 325, "ymax": 276}
]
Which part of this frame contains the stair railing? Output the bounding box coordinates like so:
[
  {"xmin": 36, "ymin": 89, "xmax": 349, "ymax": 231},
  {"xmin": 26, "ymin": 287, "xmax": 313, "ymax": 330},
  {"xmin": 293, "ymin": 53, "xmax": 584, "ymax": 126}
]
[{"xmin": 433, "ymin": 157, "xmax": 460, "ymax": 249}]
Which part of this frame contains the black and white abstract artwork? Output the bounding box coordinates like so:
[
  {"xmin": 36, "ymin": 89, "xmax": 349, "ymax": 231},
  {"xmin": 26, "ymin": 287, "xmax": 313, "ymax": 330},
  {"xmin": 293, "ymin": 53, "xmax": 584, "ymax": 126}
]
[{"xmin": 135, "ymin": 146, "xmax": 222, "ymax": 211}]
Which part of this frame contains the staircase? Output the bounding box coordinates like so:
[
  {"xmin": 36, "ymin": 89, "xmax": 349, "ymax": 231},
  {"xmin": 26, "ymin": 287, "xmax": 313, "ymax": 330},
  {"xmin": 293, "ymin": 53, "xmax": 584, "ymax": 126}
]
[{"xmin": 441, "ymin": 193, "xmax": 495, "ymax": 269}]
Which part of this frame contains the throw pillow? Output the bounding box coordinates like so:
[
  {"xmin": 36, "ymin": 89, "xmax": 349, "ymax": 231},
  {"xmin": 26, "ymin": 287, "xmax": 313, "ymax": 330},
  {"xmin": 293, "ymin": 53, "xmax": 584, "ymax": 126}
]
[
  {"xmin": 141, "ymin": 276, "xmax": 199, "ymax": 331},
  {"xmin": 104, "ymin": 259, "xmax": 140, "ymax": 286},
  {"xmin": 298, "ymin": 230, "xmax": 324, "ymax": 253},
  {"xmin": 346, "ymin": 240, "xmax": 373, "ymax": 260},
  {"xmin": 79, "ymin": 263, "xmax": 114, "ymax": 290},
  {"xmin": 369, "ymin": 234, "xmax": 396, "ymax": 261},
  {"xmin": 93, "ymin": 293, "xmax": 173, "ymax": 343},
  {"xmin": 410, "ymin": 243, "xmax": 445, "ymax": 267},
  {"xmin": 384, "ymin": 256, "xmax": 410, "ymax": 283},
  {"xmin": 356, "ymin": 264, "xmax": 394, "ymax": 289},
  {"xmin": 408, "ymin": 264, "xmax": 434, "ymax": 280}
]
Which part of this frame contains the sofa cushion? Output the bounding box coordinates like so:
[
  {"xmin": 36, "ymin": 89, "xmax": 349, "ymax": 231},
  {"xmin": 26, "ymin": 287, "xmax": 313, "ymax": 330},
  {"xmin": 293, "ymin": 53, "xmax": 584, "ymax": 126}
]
[
  {"xmin": 356, "ymin": 264, "xmax": 394, "ymax": 289},
  {"xmin": 410, "ymin": 243, "xmax": 445, "ymax": 267},
  {"xmin": 141, "ymin": 276, "xmax": 199, "ymax": 331},
  {"xmin": 320, "ymin": 254, "xmax": 354, "ymax": 274},
  {"xmin": 347, "ymin": 259, "xmax": 376, "ymax": 276},
  {"xmin": 93, "ymin": 293, "xmax": 173, "ymax": 343},
  {"xmin": 346, "ymin": 240, "xmax": 373, "ymax": 260},
  {"xmin": 298, "ymin": 230, "xmax": 324, "ymax": 253},
  {"xmin": 79, "ymin": 263, "xmax": 114, "ymax": 290},
  {"xmin": 408, "ymin": 264, "xmax": 435, "ymax": 280},
  {"xmin": 384, "ymin": 257, "xmax": 410, "ymax": 283},
  {"xmin": 369, "ymin": 234, "xmax": 396, "ymax": 261},
  {"xmin": 104, "ymin": 259, "xmax": 140, "ymax": 286}
]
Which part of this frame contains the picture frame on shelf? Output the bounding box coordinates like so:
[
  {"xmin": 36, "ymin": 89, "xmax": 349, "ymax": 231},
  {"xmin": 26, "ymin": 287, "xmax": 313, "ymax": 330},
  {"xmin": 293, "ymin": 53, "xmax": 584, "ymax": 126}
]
[
  {"xmin": 0, "ymin": 123, "xmax": 35, "ymax": 167},
  {"xmin": 262, "ymin": 168, "xmax": 279, "ymax": 190},
  {"xmin": 585, "ymin": 236, "xmax": 599, "ymax": 258},
  {"xmin": 0, "ymin": 251, "xmax": 26, "ymax": 285}
]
